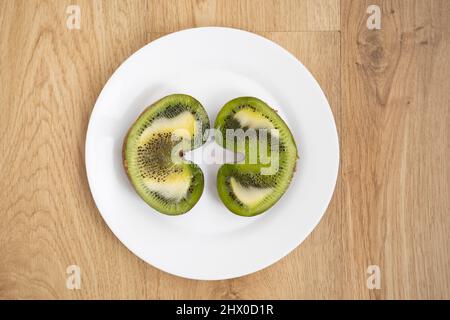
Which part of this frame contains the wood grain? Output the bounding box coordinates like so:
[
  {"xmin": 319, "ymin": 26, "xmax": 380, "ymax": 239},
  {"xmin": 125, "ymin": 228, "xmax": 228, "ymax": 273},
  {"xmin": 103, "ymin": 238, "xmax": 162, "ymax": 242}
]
[
  {"xmin": 0, "ymin": 0, "xmax": 448, "ymax": 299},
  {"xmin": 341, "ymin": 0, "xmax": 450, "ymax": 299},
  {"xmin": 147, "ymin": 0, "xmax": 340, "ymax": 32}
]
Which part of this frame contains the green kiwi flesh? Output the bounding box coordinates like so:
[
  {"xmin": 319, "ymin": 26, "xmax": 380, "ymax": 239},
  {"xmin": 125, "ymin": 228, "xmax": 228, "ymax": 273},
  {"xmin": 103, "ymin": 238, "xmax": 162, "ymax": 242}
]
[
  {"xmin": 123, "ymin": 94, "xmax": 210, "ymax": 215},
  {"xmin": 215, "ymin": 97, "xmax": 298, "ymax": 216}
]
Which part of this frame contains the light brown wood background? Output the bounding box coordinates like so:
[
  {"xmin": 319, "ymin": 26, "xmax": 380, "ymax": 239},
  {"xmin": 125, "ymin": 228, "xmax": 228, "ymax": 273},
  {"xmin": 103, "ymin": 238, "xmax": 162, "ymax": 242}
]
[{"xmin": 0, "ymin": 0, "xmax": 448, "ymax": 299}]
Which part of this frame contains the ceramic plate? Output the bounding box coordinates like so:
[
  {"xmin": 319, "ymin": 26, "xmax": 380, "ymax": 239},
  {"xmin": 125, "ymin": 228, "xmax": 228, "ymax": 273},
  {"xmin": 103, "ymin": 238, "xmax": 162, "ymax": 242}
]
[{"xmin": 85, "ymin": 27, "xmax": 339, "ymax": 280}]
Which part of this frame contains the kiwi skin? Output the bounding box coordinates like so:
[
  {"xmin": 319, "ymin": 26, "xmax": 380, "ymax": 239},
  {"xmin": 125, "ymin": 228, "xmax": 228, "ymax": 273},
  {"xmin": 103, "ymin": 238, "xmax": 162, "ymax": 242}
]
[
  {"xmin": 123, "ymin": 94, "xmax": 209, "ymax": 215},
  {"xmin": 215, "ymin": 97, "xmax": 298, "ymax": 217}
]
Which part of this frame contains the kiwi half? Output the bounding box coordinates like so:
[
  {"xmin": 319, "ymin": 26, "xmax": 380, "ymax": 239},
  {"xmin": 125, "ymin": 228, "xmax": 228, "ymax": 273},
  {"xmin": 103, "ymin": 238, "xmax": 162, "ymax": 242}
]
[
  {"xmin": 123, "ymin": 94, "xmax": 210, "ymax": 215},
  {"xmin": 215, "ymin": 97, "xmax": 298, "ymax": 216}
]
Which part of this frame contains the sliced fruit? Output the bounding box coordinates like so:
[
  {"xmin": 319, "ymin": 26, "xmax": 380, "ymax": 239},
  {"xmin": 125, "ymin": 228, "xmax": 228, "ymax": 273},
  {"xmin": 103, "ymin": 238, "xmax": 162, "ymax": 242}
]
[
  {"xmin": 215, "ymin": 97, "xmax": 298, "ymax": 216},
  {"xmin": 123, "ymin": 94, "xmax": 209, "ymax": 215}
]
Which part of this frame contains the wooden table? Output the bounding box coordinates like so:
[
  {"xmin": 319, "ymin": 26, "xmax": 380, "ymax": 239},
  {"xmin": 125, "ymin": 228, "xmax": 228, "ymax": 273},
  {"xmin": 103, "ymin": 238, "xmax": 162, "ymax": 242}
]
[{"xmin": 0, "ymin": 0, "xmax": 448, "ymax": 299}]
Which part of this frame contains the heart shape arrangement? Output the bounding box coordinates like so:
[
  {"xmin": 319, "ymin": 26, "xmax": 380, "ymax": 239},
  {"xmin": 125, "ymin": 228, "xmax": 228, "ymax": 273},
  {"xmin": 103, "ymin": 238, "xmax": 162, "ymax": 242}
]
[{"xmin": 123, "ymin": 94, "xmax": 298, "ymax": 217}]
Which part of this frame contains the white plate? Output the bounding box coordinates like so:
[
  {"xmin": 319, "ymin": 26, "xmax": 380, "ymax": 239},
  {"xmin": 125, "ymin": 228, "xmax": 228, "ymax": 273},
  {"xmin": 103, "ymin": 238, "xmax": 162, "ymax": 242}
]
[{"xmin": 86, "ymin": 27, "xmax": 339, "ymax": 280}]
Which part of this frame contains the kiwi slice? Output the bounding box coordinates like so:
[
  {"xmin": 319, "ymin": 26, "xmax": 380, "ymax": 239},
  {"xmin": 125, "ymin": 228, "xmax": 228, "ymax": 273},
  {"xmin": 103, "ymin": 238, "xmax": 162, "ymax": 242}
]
[
  {"xmin": 215, "ymin": 97, "xmax": 298, "ymax": 216},
  {"xmin": 123, "ymin": 94, "xmax": 210, "ymax": 215}
]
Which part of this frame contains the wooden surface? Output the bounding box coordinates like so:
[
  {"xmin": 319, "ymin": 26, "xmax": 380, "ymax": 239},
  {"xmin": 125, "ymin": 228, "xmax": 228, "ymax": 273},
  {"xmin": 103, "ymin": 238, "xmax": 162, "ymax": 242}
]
[{"xmin": 0, "ymin": 0, "xmax": 448, "ymax": 299}]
